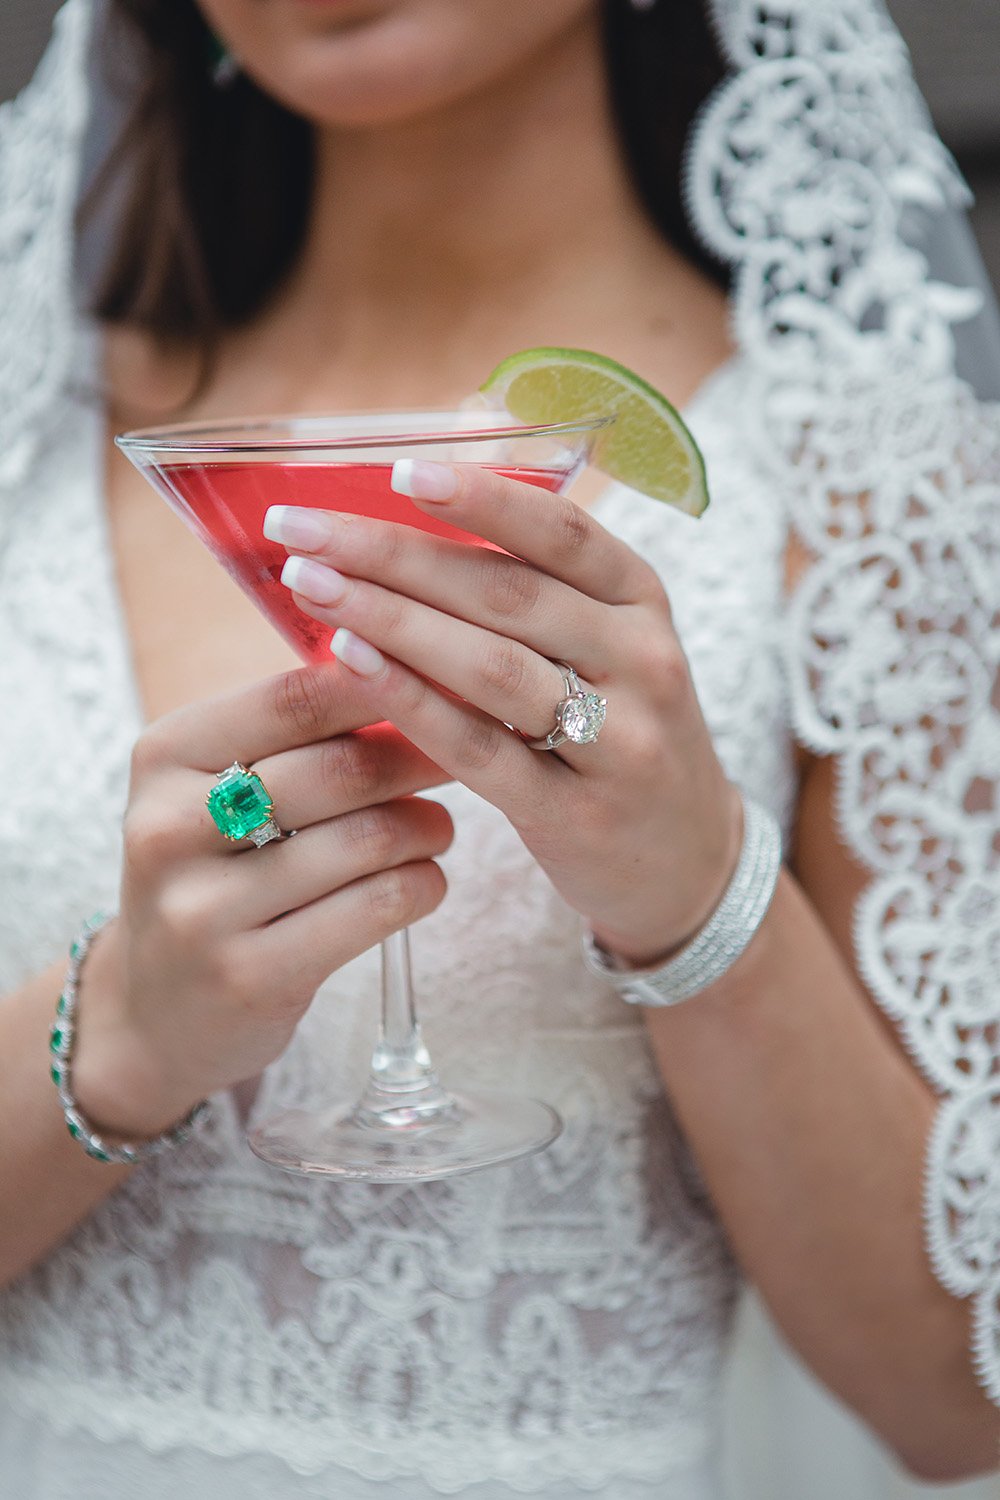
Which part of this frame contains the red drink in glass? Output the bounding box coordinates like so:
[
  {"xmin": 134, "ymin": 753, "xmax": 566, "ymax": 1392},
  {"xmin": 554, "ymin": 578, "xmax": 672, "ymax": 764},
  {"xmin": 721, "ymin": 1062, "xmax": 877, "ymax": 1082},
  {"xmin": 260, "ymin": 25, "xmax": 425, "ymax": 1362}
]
[
  {"xmin": 157, "ymin": 460, "xmax": 569, "ymax": 663},
  {"xmin": 117, "ymin": 412, "xmax": 604, "ymax": 1182}
]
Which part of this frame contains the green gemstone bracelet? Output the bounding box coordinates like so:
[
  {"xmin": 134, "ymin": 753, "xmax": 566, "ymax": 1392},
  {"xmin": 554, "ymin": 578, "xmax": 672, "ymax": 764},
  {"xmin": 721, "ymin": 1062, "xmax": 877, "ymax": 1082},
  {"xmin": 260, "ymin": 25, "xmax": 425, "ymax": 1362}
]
[{"xmin": 51, "ymin": 913, "xmax": 209, "ymax": 1165}]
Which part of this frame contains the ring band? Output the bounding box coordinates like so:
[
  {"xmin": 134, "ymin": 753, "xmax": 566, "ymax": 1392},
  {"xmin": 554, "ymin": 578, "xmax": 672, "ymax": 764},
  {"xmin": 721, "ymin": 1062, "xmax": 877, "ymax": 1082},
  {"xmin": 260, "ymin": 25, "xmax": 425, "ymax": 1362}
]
[
  {"xmin": 207, "ymin": 762, "xmax": 290, "ymax": 847},
  {"xmin": 524, "ymin": 661, "xmax": 607, "ymax": 752}
]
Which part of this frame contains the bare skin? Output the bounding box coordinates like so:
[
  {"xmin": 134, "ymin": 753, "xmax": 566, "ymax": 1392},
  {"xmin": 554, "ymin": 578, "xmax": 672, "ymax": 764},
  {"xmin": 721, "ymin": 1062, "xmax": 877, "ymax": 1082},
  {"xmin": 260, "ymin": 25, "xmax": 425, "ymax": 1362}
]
[{"xmin": 0, "ymin": 0, "xmax": 995, "ymax": 1480}]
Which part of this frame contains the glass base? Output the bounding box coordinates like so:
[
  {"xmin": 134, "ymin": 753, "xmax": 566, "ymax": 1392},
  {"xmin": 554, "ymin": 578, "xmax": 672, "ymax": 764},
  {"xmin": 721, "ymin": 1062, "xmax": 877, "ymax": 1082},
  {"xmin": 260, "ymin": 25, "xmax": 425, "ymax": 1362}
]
[{"xmin": 247, "ymin": 1090, "xmax": 562, "ymax": 1182}]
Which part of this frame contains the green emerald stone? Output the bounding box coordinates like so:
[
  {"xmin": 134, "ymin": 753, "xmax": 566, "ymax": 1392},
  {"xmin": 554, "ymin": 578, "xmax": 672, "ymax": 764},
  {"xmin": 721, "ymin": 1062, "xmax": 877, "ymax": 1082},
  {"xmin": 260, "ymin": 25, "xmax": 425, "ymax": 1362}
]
[
  {"xmin": 67, "ymin": 1119, "xmax": 83, "ymax": 1140},
  {"xmin": 206, "ymin": 764, "xmax": 274, "ymax": 841},
  {"xmin": 56, "ymin": 993, "xmax": 69, "ymax": 1017},
  {"xmin": 51, "ymin": 1062, "xmax": 64, "ymax": 1086},
  {"xmin": 50, "ymin": 1027, "xmax": 66, "ymax": 1053}
]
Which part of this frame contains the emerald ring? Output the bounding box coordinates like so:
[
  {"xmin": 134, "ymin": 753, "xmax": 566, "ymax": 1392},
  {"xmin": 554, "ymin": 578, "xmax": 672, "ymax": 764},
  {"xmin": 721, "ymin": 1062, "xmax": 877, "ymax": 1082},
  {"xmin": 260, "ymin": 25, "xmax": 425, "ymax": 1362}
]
[{"xmin": 207, "ymin": 762, "xmax": 287, "ymax": 847}]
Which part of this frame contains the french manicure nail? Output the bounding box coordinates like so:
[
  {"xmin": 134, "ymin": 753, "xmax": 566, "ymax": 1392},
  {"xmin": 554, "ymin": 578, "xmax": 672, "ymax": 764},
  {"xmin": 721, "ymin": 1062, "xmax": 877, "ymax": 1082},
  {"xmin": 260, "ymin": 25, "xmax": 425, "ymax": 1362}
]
[
  {"xmin": 263, "ymin": 505, "xmax": 329, "ymax": 550},
  {"xmin": 390, "ymin": 458, "xmax": 458, "ymax": 502},
  {"xmin": 331, "ymin": 628, "xmax": 386, "ymax": 677},
  {"xmin": 280, "ymin": 554, "xmax": 348, "ymax": 605}
]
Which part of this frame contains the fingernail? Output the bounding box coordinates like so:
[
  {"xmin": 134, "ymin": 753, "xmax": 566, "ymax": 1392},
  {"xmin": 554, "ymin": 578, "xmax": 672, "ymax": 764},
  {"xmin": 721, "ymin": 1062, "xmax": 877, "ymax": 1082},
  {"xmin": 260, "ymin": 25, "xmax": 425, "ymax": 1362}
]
[
  {"xmin": 263, "ymin": 505, "xmax": 329, "ymax": 550},
  {"xmin": 331, "ymin": 628, "xmax": 386, "ymax": 677},
  {"xmin": 390, "ymin": 458, "xmax": 458, "ymax": 502},
  {"xmin": 280, "ymin": 555, "xmax": 348, "ymax": 605}
]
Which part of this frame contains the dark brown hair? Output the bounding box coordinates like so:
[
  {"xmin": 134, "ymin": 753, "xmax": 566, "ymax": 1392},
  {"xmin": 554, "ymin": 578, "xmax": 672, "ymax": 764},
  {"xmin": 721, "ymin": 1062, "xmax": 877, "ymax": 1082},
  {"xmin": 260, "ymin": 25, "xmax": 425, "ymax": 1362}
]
[{"xmin": 88, "ymin": 0, "xmax": 729, "ymax": 347}]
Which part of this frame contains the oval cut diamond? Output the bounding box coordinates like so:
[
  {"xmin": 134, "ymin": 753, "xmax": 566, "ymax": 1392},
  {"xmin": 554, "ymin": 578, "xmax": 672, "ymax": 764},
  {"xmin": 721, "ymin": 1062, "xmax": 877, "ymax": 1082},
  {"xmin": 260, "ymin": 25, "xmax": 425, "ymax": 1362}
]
[{"xmin": 560, "ymin": 692, "xmax": 607, "ymax": 745}]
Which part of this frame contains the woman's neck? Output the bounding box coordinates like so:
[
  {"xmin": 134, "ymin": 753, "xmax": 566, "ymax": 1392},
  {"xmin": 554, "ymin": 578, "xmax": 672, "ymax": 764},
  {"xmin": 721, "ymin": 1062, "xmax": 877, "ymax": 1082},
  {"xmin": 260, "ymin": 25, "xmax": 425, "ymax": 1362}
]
[
  {"xmin": 295, "ymin": 16, "xmax": 638, "ymax": 330},
  {"xmin": 218, "ymin": 9, "xmax": 723, "ymax": 412}
]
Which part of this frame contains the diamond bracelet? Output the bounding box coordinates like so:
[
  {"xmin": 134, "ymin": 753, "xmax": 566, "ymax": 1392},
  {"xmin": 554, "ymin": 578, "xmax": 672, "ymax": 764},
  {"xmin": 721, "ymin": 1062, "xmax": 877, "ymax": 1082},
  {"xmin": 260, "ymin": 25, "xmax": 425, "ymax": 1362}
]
[
  {"xmin": 582, "ymin": 792, "xmax": 782, "ymax": 1007},
  {"xmin": 50, "ymin": 913, "xmax": 209, "ymax": 1164}
]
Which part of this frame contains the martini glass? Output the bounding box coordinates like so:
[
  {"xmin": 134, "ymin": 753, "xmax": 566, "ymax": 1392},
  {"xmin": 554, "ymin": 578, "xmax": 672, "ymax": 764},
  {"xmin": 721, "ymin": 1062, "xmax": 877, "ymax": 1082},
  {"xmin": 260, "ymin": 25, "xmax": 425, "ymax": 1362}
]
[{"xmin": 116, "ymin": 411, "xmax": 607, "ymax": 1182}]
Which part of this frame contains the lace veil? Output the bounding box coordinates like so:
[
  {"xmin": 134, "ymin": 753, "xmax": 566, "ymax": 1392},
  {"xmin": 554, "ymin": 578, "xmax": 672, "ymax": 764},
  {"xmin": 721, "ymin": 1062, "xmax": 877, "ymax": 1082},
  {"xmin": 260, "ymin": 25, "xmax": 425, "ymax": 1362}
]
[
  {"xmin": 689, "ymin": 0, "xmax": 1000, "ymax": 1404},
  {"xmin": 3, "ymin": 0, "xmax": 1000, "ymax": 1407}
]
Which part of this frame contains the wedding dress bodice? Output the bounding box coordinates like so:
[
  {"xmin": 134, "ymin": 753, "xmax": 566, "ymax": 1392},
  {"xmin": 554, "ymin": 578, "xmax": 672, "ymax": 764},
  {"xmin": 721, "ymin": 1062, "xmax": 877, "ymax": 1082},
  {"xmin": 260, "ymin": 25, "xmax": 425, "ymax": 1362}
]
[{"xmin": 0, "ymin": 355, "xmax": 798, "ymax": 1497}]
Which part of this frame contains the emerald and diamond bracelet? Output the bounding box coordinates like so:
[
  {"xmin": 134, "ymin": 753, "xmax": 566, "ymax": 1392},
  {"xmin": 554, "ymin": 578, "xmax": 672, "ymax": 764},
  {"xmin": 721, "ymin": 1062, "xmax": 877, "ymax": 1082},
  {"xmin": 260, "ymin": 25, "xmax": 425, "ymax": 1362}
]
[{"xmin": 50, "ymin": 913, "xmax": 209, "ymax": 1164}]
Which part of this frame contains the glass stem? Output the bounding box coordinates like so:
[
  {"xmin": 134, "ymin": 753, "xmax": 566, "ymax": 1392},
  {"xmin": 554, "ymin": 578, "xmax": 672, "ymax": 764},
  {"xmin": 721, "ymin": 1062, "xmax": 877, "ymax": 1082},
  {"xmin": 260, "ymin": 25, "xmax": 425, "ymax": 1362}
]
[{"xmin": 352, "ymin": 929, "xmax": 459, "ymax": 1130}]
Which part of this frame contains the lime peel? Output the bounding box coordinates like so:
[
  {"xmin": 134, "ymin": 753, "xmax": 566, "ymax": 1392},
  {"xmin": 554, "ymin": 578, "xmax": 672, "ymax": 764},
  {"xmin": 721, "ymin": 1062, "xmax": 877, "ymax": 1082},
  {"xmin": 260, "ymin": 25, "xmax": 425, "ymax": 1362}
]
[{"xmin": 480, "ymin": 347, "xmax": 709, "ymax": 517}]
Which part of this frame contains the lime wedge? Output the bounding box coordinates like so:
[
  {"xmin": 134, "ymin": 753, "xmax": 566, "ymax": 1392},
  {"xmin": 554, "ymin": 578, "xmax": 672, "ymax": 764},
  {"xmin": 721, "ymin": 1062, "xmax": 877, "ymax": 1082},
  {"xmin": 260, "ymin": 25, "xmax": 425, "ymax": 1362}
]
[{"xmin": 480, "ymin": 347, "xmax": 708, "ymax": 516}]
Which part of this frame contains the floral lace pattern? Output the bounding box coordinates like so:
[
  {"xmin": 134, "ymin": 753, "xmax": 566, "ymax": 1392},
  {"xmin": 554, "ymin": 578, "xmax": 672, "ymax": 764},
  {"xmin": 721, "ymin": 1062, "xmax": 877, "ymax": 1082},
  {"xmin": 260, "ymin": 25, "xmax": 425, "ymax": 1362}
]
[{"xmin": 690, "ymin": 0, "xmax": 1000, "ymax": 1403}]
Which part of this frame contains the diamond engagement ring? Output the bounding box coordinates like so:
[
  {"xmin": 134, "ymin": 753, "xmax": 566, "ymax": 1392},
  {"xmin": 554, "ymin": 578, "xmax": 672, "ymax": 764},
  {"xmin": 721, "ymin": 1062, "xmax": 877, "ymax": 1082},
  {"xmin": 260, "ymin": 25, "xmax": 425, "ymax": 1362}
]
[
  {"xmin": 207, "ymin": 762, "xmax": 289, "ymax": 847},
  {"xmin": 525, "ymin": 662, "xmax": 607, "ymax": 752}
]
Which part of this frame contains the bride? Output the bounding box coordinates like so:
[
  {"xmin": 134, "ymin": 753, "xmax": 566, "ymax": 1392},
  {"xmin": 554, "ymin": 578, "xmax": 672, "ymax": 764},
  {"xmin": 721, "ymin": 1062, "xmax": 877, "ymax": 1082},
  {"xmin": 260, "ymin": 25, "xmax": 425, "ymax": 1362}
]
[{"xmin": 0, "ymin": 0, "xmax": 997, "ymax": 1495}]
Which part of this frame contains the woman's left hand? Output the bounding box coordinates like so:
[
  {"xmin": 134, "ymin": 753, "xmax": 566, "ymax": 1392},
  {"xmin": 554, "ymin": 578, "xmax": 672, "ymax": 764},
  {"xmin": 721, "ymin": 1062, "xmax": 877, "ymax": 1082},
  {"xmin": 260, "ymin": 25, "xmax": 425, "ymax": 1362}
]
[{"xmin": 264, "ymin": 461, "xmax": 742, "ymax": 966}]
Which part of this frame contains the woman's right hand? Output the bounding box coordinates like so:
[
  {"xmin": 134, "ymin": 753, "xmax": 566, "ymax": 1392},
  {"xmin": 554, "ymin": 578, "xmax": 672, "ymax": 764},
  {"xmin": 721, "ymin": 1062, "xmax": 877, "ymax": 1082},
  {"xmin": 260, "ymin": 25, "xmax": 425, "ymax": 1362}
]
[{"xmin": 72, "ymin": 664, "xmax": 453, "ymax": 1139}]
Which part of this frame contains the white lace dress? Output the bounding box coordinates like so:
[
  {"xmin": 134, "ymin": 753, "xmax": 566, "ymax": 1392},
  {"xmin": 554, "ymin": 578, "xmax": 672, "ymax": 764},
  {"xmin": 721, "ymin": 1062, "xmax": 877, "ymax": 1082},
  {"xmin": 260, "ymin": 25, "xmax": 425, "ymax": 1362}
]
[
  {"xmin": 4, "ymin": 3, "xmax": 1000, "ymax": 1493},
  {"xmin": 0, "ymin": 354, "xmax": 797, "ymax": 1499}
]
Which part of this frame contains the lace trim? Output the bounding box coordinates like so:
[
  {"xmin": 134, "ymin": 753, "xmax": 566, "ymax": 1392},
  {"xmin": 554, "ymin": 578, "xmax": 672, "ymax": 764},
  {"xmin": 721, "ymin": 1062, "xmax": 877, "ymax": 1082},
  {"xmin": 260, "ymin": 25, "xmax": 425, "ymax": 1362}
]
[
  {"xmin": 2, "ymin": 1364, "xmax": 718, "ymax": 1493},
  {"xmin": 0, "ymin": 1017, "xmax": 735, "ymax": 1490},
  {"xmin": 0, "ymin": 0, "xmax": 92, "ymax": 491},
  {"xmin": 690, "ymin": 0, "xmax": 1000, "ymax": 1404}
]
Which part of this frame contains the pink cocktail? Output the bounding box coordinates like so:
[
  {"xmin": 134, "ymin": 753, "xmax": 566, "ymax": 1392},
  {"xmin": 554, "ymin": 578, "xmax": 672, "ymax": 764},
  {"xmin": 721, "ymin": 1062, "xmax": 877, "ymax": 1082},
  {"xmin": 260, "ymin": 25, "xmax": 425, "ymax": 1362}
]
[
  {"xmin": 117, "ymin": 411, "xmax": 606, "ymax": 1182},
  {"xmin": 155, "ymin": 460, "xmax": 567, "ymax": 663}
]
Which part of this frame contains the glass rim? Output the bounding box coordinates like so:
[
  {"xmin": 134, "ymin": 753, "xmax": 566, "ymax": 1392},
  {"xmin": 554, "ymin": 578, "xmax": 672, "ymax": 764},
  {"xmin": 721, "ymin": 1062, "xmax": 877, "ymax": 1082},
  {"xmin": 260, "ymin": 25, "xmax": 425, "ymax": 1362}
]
[{"xmin": 115, "ymin": 409, "xmax": 615, "ymax": 457}]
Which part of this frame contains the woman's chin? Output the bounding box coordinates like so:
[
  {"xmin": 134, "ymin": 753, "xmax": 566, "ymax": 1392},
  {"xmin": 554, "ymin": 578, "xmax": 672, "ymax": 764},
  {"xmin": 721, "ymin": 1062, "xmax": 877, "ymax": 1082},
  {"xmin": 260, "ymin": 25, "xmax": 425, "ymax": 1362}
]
[
  {"xmin": 236, "ymin": 19, "xmax": 482, "ymax": 129},
  {"xmin": 202, "ymin": 0, "xmax": 595, "ymax": 132},
  {"xmin": 249, "ymin": 69, "xmax": 469, "ymax": 132}
]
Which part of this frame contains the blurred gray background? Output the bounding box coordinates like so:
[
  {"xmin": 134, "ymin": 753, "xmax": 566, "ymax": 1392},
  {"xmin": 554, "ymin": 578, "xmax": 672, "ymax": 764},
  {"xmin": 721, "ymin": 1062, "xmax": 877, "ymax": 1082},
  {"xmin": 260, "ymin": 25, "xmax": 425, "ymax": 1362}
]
[{"xmin": 2, "ymin": 0, "xmax": 999, "ymax": 290}]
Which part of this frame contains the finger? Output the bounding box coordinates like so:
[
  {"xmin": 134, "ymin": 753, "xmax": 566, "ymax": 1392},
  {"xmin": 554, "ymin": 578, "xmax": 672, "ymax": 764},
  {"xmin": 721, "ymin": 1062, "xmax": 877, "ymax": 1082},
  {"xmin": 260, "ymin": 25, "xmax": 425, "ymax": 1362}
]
[
  {"xmin": 326, "ymin": 630, "xmax": 576, "ymax": 823},
  {"xmin": 126, "ymin": 727, "xmax": 447, "ymax": 866},
  {"xmin": 392, "ymin": 459, "xmax": 659, "ymax": 606},
  {"xmin": 250, "ymin": 723, "xmax": 447, "ymax": 834},
  {"xmin": 253, "ymin": 859, "xmax": 448, "ymax": 997},
  {"xmin": 282, "ymin": 561, "xmax": 592, "ymax": 744},
  {"xmin": 263, "ymin": 505, "xmax": 611, "ymax": 664},
  {"xmin": 137, "ymin": 661, "xmax": 379, "ymax": 775},
  {"xmin": 219, "ymin": 797, "xmax": 455, "ymax": 928}
]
